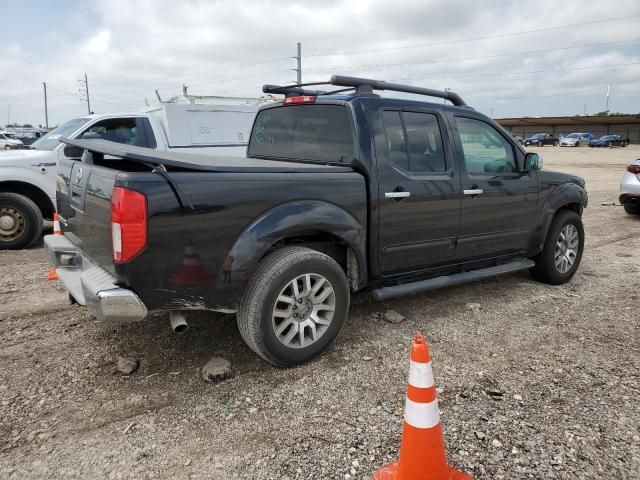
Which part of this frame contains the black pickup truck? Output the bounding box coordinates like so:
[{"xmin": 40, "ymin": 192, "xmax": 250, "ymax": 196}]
[{"xmin": 46, "ymin": 76, "xmax": 587, "ymax": 366}]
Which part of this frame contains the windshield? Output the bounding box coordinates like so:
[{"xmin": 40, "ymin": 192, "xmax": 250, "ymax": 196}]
[
  {"xmin": 566, "ymin": 133, "xmax": 579, "ymax": 138},
  {"xmin": 531, "ymin": 134, "xmax": 544, "ymax": 139},
  {"xmin": 248, "ymin": 104, "xmax": 355, "ymax": 163},
  {"xmin": 3, "ymin": 132, "xmax": 16, "ymax": 139},
  {"xmin": 600, "ymin": 135, "xmax": 615, "ymax": 140},
  {"xmin": 31, "ymin": 117, "xmax": 91, "ymax": 151}
]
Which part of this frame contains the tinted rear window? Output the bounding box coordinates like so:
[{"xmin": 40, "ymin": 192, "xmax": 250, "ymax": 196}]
[{"xmin": 248, "ymin": 105, "xmax": 355, "ymax": 163}]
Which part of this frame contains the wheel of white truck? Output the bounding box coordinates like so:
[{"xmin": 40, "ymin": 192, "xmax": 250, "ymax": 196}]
[
  {"xmin": 530, "ymin": 210, "xmax": 584, "ymax": 285},
  {"xmin": 0, "ymin": 193, "xmax": 43, "ymax": 250},
  {"xmin": 237, "ymin": 246, "xmax": 350, "ymax": 367}
]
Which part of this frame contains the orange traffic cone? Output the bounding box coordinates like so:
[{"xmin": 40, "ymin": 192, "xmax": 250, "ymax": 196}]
[
  {"xmin": 53, "ymin": 212, "xmax": 61, "ymax": 235},
  {"xmin": 169, "ymin": 244, "xmax": 215, "ymax": 286},
  {"xmin": 373, "ymin": 333, "xmax": 472, "ymax": 480},
  {"xmin": 47, "ymin": 212, "xmax": 62, "ymax": 281}
]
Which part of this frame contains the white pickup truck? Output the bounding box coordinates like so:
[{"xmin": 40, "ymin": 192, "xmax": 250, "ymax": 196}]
[{"xmin": 0, "ymin": 99, "xmax": 263, "ymax": 249}]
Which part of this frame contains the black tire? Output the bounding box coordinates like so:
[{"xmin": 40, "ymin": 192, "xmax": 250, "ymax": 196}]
[
  {"xmin": 530, "ymin": 210, "xmax": 584, "ymax": 285},
  {"xmin": 0, "ymin": 193, "xmax": 43, "ymax": 250},
  {"xmin": 538, "ymin": 141, "xmax": 543, "ymax": 147},
  {"xmin": 554, "ymin": 141, "xmax": 559, "ymax": 147},
  {"xmin": 575, "ymin": 142, "xmax": 580, "ymax": 147},
  {"xmin": 237, "ymin": 246, "xmax": 350, "ymax": 367},
  {"xmin": 624, "ymin": 204, "xmax": 640, "ymax": 215},
  {"xmin": 608, "ymin": 142, "xmax": 612, "ymax": 148}
]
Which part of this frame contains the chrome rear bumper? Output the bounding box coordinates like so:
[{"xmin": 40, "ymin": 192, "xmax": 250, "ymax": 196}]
[{"xmin": 44, "ymin": 234, "xmax": 148, "ymax": 322}]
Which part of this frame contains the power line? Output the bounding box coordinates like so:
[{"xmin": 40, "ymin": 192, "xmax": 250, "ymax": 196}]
[
  {"xmin": 304, "ymin": 37, "xmax": 640, "ymax": 72},
  {"xmin": 307, "ymin": 14, "xmax": 640, "ymax": 58},
  {"xmin": 389, "ymin": 61, "xmax": 640, "ymax": 82}
]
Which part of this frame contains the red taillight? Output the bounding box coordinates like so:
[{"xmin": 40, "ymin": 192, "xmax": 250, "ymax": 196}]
[
  {"xmin": 627, "ymin": 164, "xmax": 640, "ymax": 174},
  {"xmin": 111, "ymin": 187, "xmax": 147, "ymax": 263},
  {"xmin": 283, "ymin": 95, "xmax": 316, "ymax": 105}
]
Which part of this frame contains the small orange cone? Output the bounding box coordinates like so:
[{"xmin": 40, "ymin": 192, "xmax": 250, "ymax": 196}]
[
  {"xmin": 169, "ymin": 244, "xmax": 215, "ymax": 286},
  {"xmin": 53, "ymin": 212, "xmax": 61, "ymax": 235},
  {"xmin": 373, "ymin": 333, "xmax": 472, "ymax": 480},
  {"xmin": 47, "ymin": 212, "xmax": 62, "ymax": 280}
]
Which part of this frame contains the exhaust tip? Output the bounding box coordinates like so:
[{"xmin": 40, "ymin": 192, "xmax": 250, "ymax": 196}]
[{"xmin": 169, "ymin": 311, "xmax": 189, "ymax": 334}]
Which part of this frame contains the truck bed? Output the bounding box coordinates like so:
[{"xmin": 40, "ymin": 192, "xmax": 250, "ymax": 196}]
[
  {"xmin": 55, "ymin": 139, "xmax": 366, "ymax": 313},
  {"xmin": 63, "ymin": 138, "xmax": 354, "ymax": 173}
]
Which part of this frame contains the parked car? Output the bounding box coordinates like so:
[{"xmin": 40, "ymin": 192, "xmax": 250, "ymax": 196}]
[
  {"xmin": 0, "ymin": 131, "xmax": 25, "ymax": 150},
  {"xmin": 588, "ymin": 135, "xmax": 629, "ymax": 148},
  {"xmin": 559, "ymin": 133, "xmax": 594, "ymax": 147},
  {"xmin": 620, "ymin": 158, "xmax": 640, "ymax": 215},
  {"xmin": 45, "ymin": 75, "xmax": 588, "ymax": 367},
  {"xmin": 0, "ymin": 98, "xmax": 264, "ymax": 249},
  {"xmin": 524, "ymin": 133, "xmax": 559, "ymax": 147}
]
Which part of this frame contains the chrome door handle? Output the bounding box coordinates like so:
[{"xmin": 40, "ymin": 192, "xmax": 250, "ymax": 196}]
[
  {"xmin": 463, "ymin": 189, "xmax": 484, "ymax": 195},
  {"xmin": 385, "ymin": 191, "xmax": 411, "ymax": 198}
]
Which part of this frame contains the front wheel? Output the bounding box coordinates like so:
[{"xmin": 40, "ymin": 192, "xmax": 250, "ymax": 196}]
[
  {"xmin": 237, "ymin": 246, "xmax": 350, "ymax": 367},
  {"xmin": 4, "ymin": 145, "xmax": 11, "ymax": 150},
  {"xmin": 554, "ymin": 141, "xmax": 559, "ymax": 147},
  {"xmin": 0, "ymin": 193, "xmax": 43, "ymax": 250},
  {"xmin": 538, "ymin": 141, "xmax": 543, "ymax": 147},
  {"xmin": 530, "ymin": 210, "xmax": 584, "ymax": 285},
  {"xmin": 575, "ymin": 142, "xmax": 580, "ymax": 147}
]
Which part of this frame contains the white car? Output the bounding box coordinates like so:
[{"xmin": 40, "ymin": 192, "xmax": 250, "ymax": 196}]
[
  {"xmin": 0, "ymin": 98, "xmax": 266, "ymax": 249},
  {"xmin": 559, "ymin": 133, "xmax": 594, "ymax": 147},
  {"xmin": 0, "ymin": 131, "xmax": 25, "ymax": 150},
  {"xmin": 620, "ymin": 158, "xmax": 640, "ymax": 215}
]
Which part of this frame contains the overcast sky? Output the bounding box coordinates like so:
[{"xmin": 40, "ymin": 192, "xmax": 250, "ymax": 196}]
[{"xmin": 1, "ymin": 0, "xmax": 639, "ymax": 127}]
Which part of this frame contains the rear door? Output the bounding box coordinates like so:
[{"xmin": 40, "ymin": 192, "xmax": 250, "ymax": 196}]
[
  {"xmin": 451, "ymin": 114, "xmax": 538, "ymax": 259},
  {"xmin": 376, "ymin": 107, "xmax": 461, "ymax": 274}
]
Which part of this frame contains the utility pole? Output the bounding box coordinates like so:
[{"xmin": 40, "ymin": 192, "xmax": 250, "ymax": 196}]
[
  {"xmin": 78, "ymin": 73, "xmax": 91, "ymax": 114},
  {"xmin": 605, "ymin": 84, "xmax": 610, "ymax": 112},
  {"xmin": 43, "ymin": 82, "xmax": 49, "ymax": 130},
  {"xmin": 583, "ymin": 104, "xmax": 587, "ymax": 116},
  {"xmin": 293, "ymin": 42, "xmax": 302, "ymax": 84},
  {"xmin": 6, "ymin": 104, "xmax": 10, "ymax": 126}
]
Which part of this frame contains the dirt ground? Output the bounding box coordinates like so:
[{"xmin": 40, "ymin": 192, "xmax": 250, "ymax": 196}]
[{"xmin": 1, "ymin": 145, "xmax": 639, "ymax": 480}]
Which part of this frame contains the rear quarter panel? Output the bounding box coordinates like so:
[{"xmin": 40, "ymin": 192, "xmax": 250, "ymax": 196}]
[{"xmin": 116, "ymin": 171, "xmax": 367, "ymax": 311}]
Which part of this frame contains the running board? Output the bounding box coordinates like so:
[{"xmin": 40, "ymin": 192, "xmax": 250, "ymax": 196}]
[{"xmin": 372, "ymin": 258, "xmax": 535, "ymax": 301}]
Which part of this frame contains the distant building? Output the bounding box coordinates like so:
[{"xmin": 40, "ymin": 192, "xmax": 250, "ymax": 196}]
[{"xmin": 496, "ymin": 114, "xmax": 640, "ymax": 143}]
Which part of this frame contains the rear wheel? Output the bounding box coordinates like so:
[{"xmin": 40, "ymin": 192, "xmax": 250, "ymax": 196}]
[
  {"xmin": 608, "ymin": 141, "xmax": 613, "ymax": 148},
  {"xmin": 575, "ymin": 141, "xmax": 580, "ymax": 147},
  {"xmin": 0, "ymin": 193, "xmax": 43, "ymax": 250},
  {"xmin": 624, "ymin": 204, "xmax": 640, "ymax": 215},
  {"xmin": 237, "ymin": 246, "xmax": 350, "ymax": 367},
  {"xmin": 530, "ymin": 210, "xmax": 584, "ymax": 285},
  {"xmin": 4, "ymin": 145, "xmax": 10, "ymax": 150},
  {"xmin": 538, "ymin": 141, "xmax": 543, "ymax": 147}
]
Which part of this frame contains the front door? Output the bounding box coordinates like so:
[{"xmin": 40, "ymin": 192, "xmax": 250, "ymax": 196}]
[
  {"xmin": 451, "ymin": 115, "xmax": 538, "ymax": 259},
  {"xmin": 376, "ymin": 108, "xmax": 461, "ymax": 274}
]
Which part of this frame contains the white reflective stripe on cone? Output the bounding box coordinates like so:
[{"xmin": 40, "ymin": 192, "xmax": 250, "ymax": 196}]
[
  {"xmin": 408, "ymin": 360, "xmax": 434, "ymax": 389},
  {"xmin": 404, "ymin": 397, "xmax": 440, "ymax": 429}
]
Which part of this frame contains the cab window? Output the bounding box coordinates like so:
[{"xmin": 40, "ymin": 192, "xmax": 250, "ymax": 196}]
[
  {"xmin": 455, "ymin": 117, "xmax": 516, "ymax": 174},
  {"xmin": 382, "ymin": 111, "xmax": 447, "ymax": 173},
  {"xmin": 79, "ymin": 118, "xmax": 156, "ymax": 148}
]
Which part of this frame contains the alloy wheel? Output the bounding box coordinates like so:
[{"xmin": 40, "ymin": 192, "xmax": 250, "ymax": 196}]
[
  {"xmin": 555, "ymin": 224, "xmax": 579, "ymax": 274},
  {"xmin": 272, "ymin": 273, "xmax": 336, "ymax": 349}
]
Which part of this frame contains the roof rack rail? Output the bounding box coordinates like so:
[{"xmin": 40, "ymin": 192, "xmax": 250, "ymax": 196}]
[
  {"xmin": 330, "ymin": 75, "xmax": 468, "ymax": 107},
  {"xmin": 262, "ymin": 76, "xmax": 468, "ymax": 107}
]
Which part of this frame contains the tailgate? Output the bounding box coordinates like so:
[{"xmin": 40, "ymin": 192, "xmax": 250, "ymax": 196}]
[{"xmin": 57, "ymin": 158, "xmax": 118, "ymax": 272}]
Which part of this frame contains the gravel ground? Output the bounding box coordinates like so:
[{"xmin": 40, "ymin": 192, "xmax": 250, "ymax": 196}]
[{"xmin": 1, "ymin": 146, "xmax": 639, "ymax": 479}]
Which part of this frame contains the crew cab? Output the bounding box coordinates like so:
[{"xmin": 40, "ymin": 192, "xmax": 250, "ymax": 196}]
[
  {"xmin": 0, "ymin": 98, "xmax": 263, "ymax": 249},
  {"xmin": 524, "ymin": 133, "xmax": 559, "ymax": 147},
  {"xmin": 45, "ymin": 76, "xmax": 588, "ymax": 367}
]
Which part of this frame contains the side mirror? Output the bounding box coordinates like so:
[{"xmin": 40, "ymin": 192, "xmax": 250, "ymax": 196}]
[
  {"xmin": 525, "ymin": 152, "xmax": 543, "ymax": 171},
  {"xmin": 63, "ymin": 145, "xmax": 84, "ymax": 158}
]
